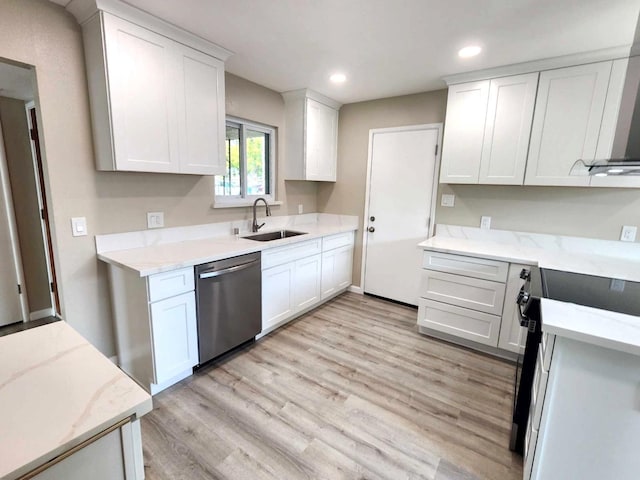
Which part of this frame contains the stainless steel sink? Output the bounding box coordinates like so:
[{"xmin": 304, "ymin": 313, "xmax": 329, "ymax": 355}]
[{"xmin": 243, "ymin": 230, "xmax": 307, "ymax": 242}]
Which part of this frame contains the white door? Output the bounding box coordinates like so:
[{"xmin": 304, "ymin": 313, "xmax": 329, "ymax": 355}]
[
  {"xmin": 363, "ymin": 125, "xmax": 440, "ymax": 306},
  {"xmin": 0, "ymin": 123, "xmax": 26, "ymax": 326}
]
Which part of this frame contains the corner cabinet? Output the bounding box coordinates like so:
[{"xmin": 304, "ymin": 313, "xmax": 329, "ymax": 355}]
[
  {"xmin": 81, "ymin": 10, "xmax": 229, "ymax": 175},
  {"xmin": 282, "ymin": 89, "xmax": 341, "ymax": 182}
]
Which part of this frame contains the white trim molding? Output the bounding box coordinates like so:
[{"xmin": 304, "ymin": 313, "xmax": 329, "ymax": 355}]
[{"xmin": 29, "ymin": 308, "xmax": 55, "ymax": 321}]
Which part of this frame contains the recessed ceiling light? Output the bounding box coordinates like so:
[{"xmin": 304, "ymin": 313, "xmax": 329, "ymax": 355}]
[
  {"xmin": 330, "ymin": 73, "xmax": 346, "ymax": 83},
  {"xmin": 594, "ymin": 172, "xmax": 608, "ymax": 177},
  {"xmin": 458, "ymin": 45, "xmax": 482, "ymax": 58},
  {"xmin": 608, "ymin": 168, "xmax": 624, "ymax": 174}
]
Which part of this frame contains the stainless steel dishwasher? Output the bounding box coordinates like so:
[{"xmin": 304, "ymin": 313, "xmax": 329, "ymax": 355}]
[{"xmin": 195, "ymin": 252, "xmax": 261, "ymax": 365}]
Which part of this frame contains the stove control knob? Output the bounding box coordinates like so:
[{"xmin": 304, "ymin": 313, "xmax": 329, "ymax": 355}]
[
  {"xmin": 517, "ymin": 290, "xmax": 530, "ymax": 305},
  {"xmin": 520, "ymin": 268, "xmax": 531, "ymax": 280}
]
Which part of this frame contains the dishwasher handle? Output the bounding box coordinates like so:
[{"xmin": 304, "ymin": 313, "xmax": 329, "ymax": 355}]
[{"xmin": 198, "ymin": 259, "xmax": 259, "ymax": 279}]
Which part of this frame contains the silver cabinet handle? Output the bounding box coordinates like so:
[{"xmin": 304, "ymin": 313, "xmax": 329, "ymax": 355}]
[{"xmin": 199, "ymin": 260, "xmax": 259, "ymax": 279}]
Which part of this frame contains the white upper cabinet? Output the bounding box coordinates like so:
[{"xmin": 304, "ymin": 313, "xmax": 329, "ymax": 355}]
[
  {"xmin": 524, "ymin": 61, "xmax": 613, "ymax": 186},
  {"xmin": 441, "ymin": 74, "xmax": 538, "ymax": 185},
  {"xmin": 479, "ymin": 73, "xmax": 539, "ymax": 184},
  {"xmin": 283, "ymin": 89, "xmax": 341, "ymax": 182},
  {"xmin": 82, "ymin": 8, "xmax": 229, "ymax": 175},
  {"xmin": 440, "ymin": 81, "xmax": 489, "ymax": 183}
]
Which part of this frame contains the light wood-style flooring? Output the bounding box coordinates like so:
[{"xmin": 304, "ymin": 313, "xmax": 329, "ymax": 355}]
[{"xmin": 141, "ymin": 292, "xmax": 523, "ymax": 480}]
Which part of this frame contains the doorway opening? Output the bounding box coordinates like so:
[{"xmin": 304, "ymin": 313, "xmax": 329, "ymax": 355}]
[{"xmin": 0, "ymin": 60, "xmax": 60, "ymax": 328}]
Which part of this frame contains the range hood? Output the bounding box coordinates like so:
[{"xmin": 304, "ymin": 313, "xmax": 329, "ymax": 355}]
[{"xmin": 576, "ymin": 19, "xmax": 640, "ymax": 176}]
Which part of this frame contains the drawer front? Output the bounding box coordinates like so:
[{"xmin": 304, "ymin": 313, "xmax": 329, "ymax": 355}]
[
  {"xmin": 419, "ymin": 270, "xmax": 506, "ymax": 315},
  {"xmin": 422, "ymin": 250, "xmax": 509, "ymax": 282},
  {"xmin": 322, "ymin": 231, "xmax": 354, "ymax": 252},
  {"xmin": 541, "ymin": 332, "xmax": 555, "ymax": 371},
  {"xmin": 148, "ymin": 267, "xmax": 195, "ymax": 302},
  {"xmin": 262, "ymin": 238, "xmax": 322, "ymax": 269},
  {"xmin": 417, "ymin": 298, "xmax": 501, "ymax": 347}
]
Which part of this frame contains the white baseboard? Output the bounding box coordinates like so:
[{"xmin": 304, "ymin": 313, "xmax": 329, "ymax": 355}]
[
  {"xmin": 108, "ymin": 355, "xmax": 119, "ymax": 365},
  {"xmin": 348, "ymin": 285, "xmax": 363, "ymax": 294},
  {"xmin": 30, "ymin": 308, "xmax": 54, "ymax": 320}
]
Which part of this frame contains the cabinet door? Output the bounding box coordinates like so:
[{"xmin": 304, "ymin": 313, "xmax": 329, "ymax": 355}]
[
  {"xmin": 498, "ymin": 264, "xmax": 529, "ymax": 354},
  {"xmin": 321, "ymin": 250, "xmax": 337, "ymax": 299},
  {"xmin": 440, "ymin": 81, "xmax": 490, "ymax": 184},
  {"xmin": 479, "ymin": 73, "xmax": 538, "ymax": 184},
  {"xmin": 149, "ymin": 292, "xmax": 197, "ymax": 384},
  {"xmin": 322, "ymin": 245, "xmax": 353, "ymax": 300},
  {"xmin": 293, "ymin": 254, "xmax": 322, "ymax": 312},
  {"xmin": 262, "ymin": 262, "xmax": 295, "ymax": 330},
  {"xmin": 305, "ymin": 99, "xmax": 338, "ymax": 181},
  {"xmin": 525, "ymin": 61, "xmax": 612, "ymax": 186},
  {"xmin": 103, "ymin": 13, "xmax": 179, "ymax": 173},
  {"xmin": 175, "ymin": 45, "xmax": 226, "ymax": 175}
]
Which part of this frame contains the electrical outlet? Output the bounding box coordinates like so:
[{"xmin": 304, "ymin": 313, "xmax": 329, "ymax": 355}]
[
  {"xmin": 441, "ymin": 194, "xmax": 455, "ymax": 207},
  {"xmin": 298, "ymin": 204, "xmax": 304, "ymax": 214},
  {"xmin": 147, "ymin": 212, "xmax": 164, "ymax": 229},
  {"xmin": 620, "ymin": 225, "xmax": 637, "ymax": 242},
  {"xmin": 480, "ymin": 216, "xmax": 492, "ymax": 230},
  {"xmin": 71, "ymin": 217, "xmax": 87, "ymax": 237}
]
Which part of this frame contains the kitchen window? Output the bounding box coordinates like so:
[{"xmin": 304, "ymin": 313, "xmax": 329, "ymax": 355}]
[{"xmin": 214, "ymin": 117, "xmax": 276, "ymax": 206}]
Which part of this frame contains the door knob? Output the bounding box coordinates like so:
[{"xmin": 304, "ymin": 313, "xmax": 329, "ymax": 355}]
[
  {"xmin": 368, "ymin": 226, "xmax": 375, "ymax": 233},
  {"xmin": 370, "ymin": 216, "xmax": 375, "ymax": 222}
]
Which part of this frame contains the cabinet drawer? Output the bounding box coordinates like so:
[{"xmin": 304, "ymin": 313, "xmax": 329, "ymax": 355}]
[
  {"xmin": 148, "ymin": 267, "xmax": 195, "ymax": 302},
  {"xmin": 417, "ymin": 299, "xmax": 501, "ymax": 347},
  {"xmin": 420, "ymin": 270, "xmax": 506, "ymax": 315},
  {"xmin": 322, "ymin": 231, "xmax": 354, "ymax": 251},
  {"xmin": 262, "ymin": 238, "xmax": 322, "ymax": 269},
  {"xmin": 422, "ymin": 251, "xmax": 508, "ymax": 282}
]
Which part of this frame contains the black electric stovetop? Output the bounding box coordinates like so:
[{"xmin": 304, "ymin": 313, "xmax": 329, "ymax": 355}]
[{"xmin": 540, "ymin": 268, "xmax": 640, "ymax": 317}]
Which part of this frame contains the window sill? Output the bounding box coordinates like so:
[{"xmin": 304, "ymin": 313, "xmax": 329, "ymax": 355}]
[{"xmin": 211, "ymin": 199, "xmax": 283, "ymax": 209}]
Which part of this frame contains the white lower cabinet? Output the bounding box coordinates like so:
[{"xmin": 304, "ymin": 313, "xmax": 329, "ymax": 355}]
[
  {"xmin": 109, "ymin": 265, "xmax": 198, "ymax": 395},
  {"xmin": 418, "ymin": 249, "xmax": 531, "ymax": 356},
  {"xmin": 262, "ymin": 262, "xmax": 295, "ymax": 331},
  {"xmin": 260, "ymin": 231, "xmax": 354, "ymax": 335},
  {"xmin": 321, "ymin": 244, "xmax": 353, "ymax": 299},
  {"xmin": 149, "ymin": 292, "xmax": 198, "ymax": 385},
  {"xmin": 293, "ymin": 254, "xmax": 322, "ymax": 311}
]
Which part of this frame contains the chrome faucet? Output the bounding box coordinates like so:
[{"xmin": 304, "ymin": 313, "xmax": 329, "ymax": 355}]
[{"xmin": 252, "ymin": 197, "xmax": 271, "ymax": 232}]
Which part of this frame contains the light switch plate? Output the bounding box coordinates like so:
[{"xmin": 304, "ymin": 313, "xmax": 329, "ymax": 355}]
[
  {"xmin": 441, "ymin": 194, "xmax": 455, "ymax": 207},
  {"xmin": 480, "ymin": 216, "xmax": 491, "ymax": 230},
  {"xmin": 147, "ymin": 212, "xmax": 164, "ymax": 229},
  {"xmin": 620, "ymin": 225, "xmax": 637, "ymax": 242},
  {"xmin": 71, "ymin": 217, "xmax": 87, "ymax": 237},
  {"xmin": 298, "ymin": 204, "xmax": 304, "ymax": 214}
]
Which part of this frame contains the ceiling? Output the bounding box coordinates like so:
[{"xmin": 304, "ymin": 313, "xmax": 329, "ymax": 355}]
[
  {"xmin": 52, "ymin": 0, "xmax": 640, "ymax": 104},
  {"xmin": 0, "ymin": 61, "xmax": 34, "ymax": 101}
]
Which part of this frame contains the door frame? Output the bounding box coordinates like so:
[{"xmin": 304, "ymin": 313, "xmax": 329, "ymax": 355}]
[
  {"xmin": 0, "ymin": 113, "xmax": 30, "ymax": 324},
  {"xmin": 25, "ymin": 101, "xmax": 59, "ymax": 317},
  {"xmin": 359, "ymin": 123, "xmax": 443, "ymax": 293}
]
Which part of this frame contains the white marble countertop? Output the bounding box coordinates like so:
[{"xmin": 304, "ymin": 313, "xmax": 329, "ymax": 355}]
[
  {"xmin": 541, "ymin": 299, "xmax": 640, "ymax": 357},
  {"xmin": 418, "ymin": 225, "xmax": 640, "ymax": 356},
  {"xmin": 97, "ymin": 214, "xmax": 358, "ymax": 277},
  {"xmin": 0, "ymin": 322, "xmax": 152, "ymax": 480}
]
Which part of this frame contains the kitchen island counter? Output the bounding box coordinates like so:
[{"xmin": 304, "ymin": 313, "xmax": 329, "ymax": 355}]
[{"xmin": 0, "ymin": 322, "xmax": 152, "ymax": 480}]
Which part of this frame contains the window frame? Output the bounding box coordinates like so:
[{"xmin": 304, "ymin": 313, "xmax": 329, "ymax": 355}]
[{"xmin": 214, "ymin": 116, "xmax": 277, "ymax": 207}]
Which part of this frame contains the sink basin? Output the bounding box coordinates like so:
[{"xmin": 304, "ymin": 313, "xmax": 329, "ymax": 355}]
[{"xmin": 243, "ymin": 230, "xmax": 307, "ymax": 242}]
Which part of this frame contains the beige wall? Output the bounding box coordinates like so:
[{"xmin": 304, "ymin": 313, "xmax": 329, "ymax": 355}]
[
  {"xmin": 0, "ymin": 96, "xmax": 51, "ymax": 313},
  {"xmin": 0, "ymin": 0, "xmax": 315, "ymax": 356},
  {"xmin": 317, "ymin": 90, "xmax": 448, "ymax": 285},
  {"xmin": 435, "ymin": 184, "xmax": 640, "ymax": 240}
]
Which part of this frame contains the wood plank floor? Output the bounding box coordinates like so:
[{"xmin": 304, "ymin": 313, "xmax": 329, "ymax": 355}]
[{"xmin": 141, "ymin": 292, "xmax": 523, "ymax": 480}]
